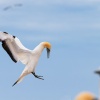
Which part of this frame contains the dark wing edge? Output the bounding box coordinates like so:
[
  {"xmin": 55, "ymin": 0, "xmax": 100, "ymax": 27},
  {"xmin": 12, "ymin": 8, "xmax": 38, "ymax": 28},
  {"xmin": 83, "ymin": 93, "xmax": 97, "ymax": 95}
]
[{"xmin": 2, "ymin": 41, "xmax": 17, "ymax": 63}]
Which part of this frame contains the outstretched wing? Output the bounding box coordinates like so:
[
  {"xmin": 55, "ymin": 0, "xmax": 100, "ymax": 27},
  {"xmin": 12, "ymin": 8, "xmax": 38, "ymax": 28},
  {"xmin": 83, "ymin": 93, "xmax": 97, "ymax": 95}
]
[
  {"xmin": 0, "ymin": 31, "xmax": 13, "ymax": 41},
  {"xmin": 14, "ymin": 37, "xmax": 33, "ymax": 64},
  {"xmin": 2, "ymin": 38, "xmax": 20, "ymax": 63},
  {"xmin": 0, "ymin": 32, "xmax": 18, "ymax": 62},
  {"xmin": 0, "ymin": 32, "xmax": 32, "ymax": 64},
  {"xmin": 2, "ymin": 40, "xmax": 17, "ymax": 63}
]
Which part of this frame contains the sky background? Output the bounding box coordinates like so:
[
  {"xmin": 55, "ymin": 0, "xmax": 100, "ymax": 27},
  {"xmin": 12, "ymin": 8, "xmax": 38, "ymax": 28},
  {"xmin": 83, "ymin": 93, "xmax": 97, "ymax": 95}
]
[{"xmin": 0, "ymin": 0, "xmax": 100, "ymax": 100}]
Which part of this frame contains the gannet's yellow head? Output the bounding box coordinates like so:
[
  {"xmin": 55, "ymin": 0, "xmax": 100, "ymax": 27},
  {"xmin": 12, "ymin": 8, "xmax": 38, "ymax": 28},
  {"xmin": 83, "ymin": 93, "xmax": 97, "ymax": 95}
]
[
  {"xmin": 42, "ymin": 42, "xmax": 51, "ymax": 58},
  {"xmin": 75, "ymin": 92, "xmax": 97, "ymax": 100},
  {"xmin": 42, "ymin": 42, "xmax": 51, "ymax": 49}
]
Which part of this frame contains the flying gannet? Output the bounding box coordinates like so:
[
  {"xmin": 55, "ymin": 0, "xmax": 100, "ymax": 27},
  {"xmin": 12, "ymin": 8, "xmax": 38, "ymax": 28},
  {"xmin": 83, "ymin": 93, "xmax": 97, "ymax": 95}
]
[{"xmin": 0, "ymin": 32, "xmax": 51, "ymax": 86}]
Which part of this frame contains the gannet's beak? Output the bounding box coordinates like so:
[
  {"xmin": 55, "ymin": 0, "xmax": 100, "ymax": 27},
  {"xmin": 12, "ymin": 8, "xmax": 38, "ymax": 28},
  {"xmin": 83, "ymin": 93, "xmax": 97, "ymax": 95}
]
[{"xmin": 46, "ymin": 48, "xmax": 50, "ymax": 58}]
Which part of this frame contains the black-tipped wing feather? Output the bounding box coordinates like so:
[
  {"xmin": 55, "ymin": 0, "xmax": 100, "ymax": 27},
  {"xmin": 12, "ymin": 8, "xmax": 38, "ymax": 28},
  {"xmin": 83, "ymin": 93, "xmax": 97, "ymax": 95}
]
[{"xmin": 2, "ymin": 41, "xmax": 17, "ymax": 63}]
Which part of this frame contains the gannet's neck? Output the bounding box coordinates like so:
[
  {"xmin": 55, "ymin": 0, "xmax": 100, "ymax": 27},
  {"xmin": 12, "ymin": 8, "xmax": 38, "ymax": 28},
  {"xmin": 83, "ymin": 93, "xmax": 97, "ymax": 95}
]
[
  {"xmin": 33, "ymin": 42, "xmax": 51, "ymax": 55},
  {"xmin": 33, "ymin": 42, "xmax": 45, "ymax": 53}
]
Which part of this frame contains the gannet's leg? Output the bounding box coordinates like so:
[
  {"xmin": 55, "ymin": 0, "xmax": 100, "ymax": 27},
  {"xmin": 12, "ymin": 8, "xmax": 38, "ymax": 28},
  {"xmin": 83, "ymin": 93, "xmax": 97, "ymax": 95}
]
[{"xmin": 31, "ymin": 72, "xmax": 44, "ymax": 80}]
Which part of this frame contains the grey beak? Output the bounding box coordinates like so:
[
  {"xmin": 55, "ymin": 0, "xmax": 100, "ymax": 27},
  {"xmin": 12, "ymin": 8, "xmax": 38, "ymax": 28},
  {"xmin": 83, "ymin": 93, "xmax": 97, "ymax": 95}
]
[{"xmin": 46, "ymin": 48, "xmax": 50, "ymax": 58}]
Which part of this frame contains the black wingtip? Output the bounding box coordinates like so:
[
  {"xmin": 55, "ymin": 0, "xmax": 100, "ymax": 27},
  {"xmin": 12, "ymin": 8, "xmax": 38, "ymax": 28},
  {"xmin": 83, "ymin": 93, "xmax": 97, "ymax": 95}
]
[
  {"xmin": 3, "ymin": 32, "xmax": 8, "ymax": 34},
  {"xmin": 2, "ymin": 41, "xmax": 17, "ymax": 63},
  {"xmin": 13, "ymin": 36, "xmax": 16, "ymax": 38}
]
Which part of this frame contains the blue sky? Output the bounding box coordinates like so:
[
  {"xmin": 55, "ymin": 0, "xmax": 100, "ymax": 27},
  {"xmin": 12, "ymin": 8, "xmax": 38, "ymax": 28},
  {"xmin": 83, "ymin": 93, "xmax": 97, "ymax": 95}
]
[{"xmin": 0, "ymin": 0, "xmax": 100, "ymax": 100}]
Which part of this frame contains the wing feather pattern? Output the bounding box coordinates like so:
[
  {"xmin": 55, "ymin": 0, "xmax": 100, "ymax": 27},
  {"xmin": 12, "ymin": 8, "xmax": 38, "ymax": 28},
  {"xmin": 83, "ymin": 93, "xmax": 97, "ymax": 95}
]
[{"xmin": 2, "ymin": 41, "xmax": 17, "ymax": 63}]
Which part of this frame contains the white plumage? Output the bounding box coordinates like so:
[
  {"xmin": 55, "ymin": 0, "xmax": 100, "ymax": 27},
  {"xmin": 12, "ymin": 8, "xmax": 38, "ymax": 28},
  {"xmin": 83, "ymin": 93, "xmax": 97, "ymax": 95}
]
[{"xmin": 0, "ymin": 32, "xmax": 51, "ymax": 86}]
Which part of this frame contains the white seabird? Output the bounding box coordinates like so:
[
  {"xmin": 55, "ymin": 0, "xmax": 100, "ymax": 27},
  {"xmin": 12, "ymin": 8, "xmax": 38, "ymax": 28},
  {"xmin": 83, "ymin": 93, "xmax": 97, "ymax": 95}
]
[{"xmin": 0, "ymin": 32, "xmax": 51, "ymax": 86}]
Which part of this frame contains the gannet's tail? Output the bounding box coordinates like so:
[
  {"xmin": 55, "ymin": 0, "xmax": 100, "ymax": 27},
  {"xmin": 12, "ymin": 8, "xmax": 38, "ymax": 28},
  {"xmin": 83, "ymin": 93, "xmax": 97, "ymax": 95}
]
[{"xmin": 12, "ymin": 76, "xmax": 24, "ymax": 87}]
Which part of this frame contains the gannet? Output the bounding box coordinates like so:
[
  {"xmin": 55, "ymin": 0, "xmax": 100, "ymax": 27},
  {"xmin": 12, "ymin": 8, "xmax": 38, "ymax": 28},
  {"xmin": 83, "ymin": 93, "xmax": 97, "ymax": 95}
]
[
  {"xmin": 0, "ymin": 32, "xmax": 51, "ymax": 86},
  {"xmin": 75, "ymin": 92, "xmax": 98, "ymax": 100},
  {"xmin": 3, "ymin": 3, "xmax": 22, "ymax": 11}
]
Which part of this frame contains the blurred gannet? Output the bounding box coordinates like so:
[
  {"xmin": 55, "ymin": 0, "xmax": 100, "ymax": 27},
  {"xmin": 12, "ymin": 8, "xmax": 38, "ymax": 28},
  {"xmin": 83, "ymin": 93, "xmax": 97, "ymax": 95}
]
[
  {"xmin": 3, "ymin": 3, "xmax": 22, "ymax": 11},
  {"xmin": 0, "ymin": 32, "xmax": 51, "ymax": 86},
  {"xmin": 3, "ymin": 6, "xmax": 12, "ymax": 11},
  {"xmin": 75, "ymin": 92, "xmax": 98, "ymax": 100}
]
